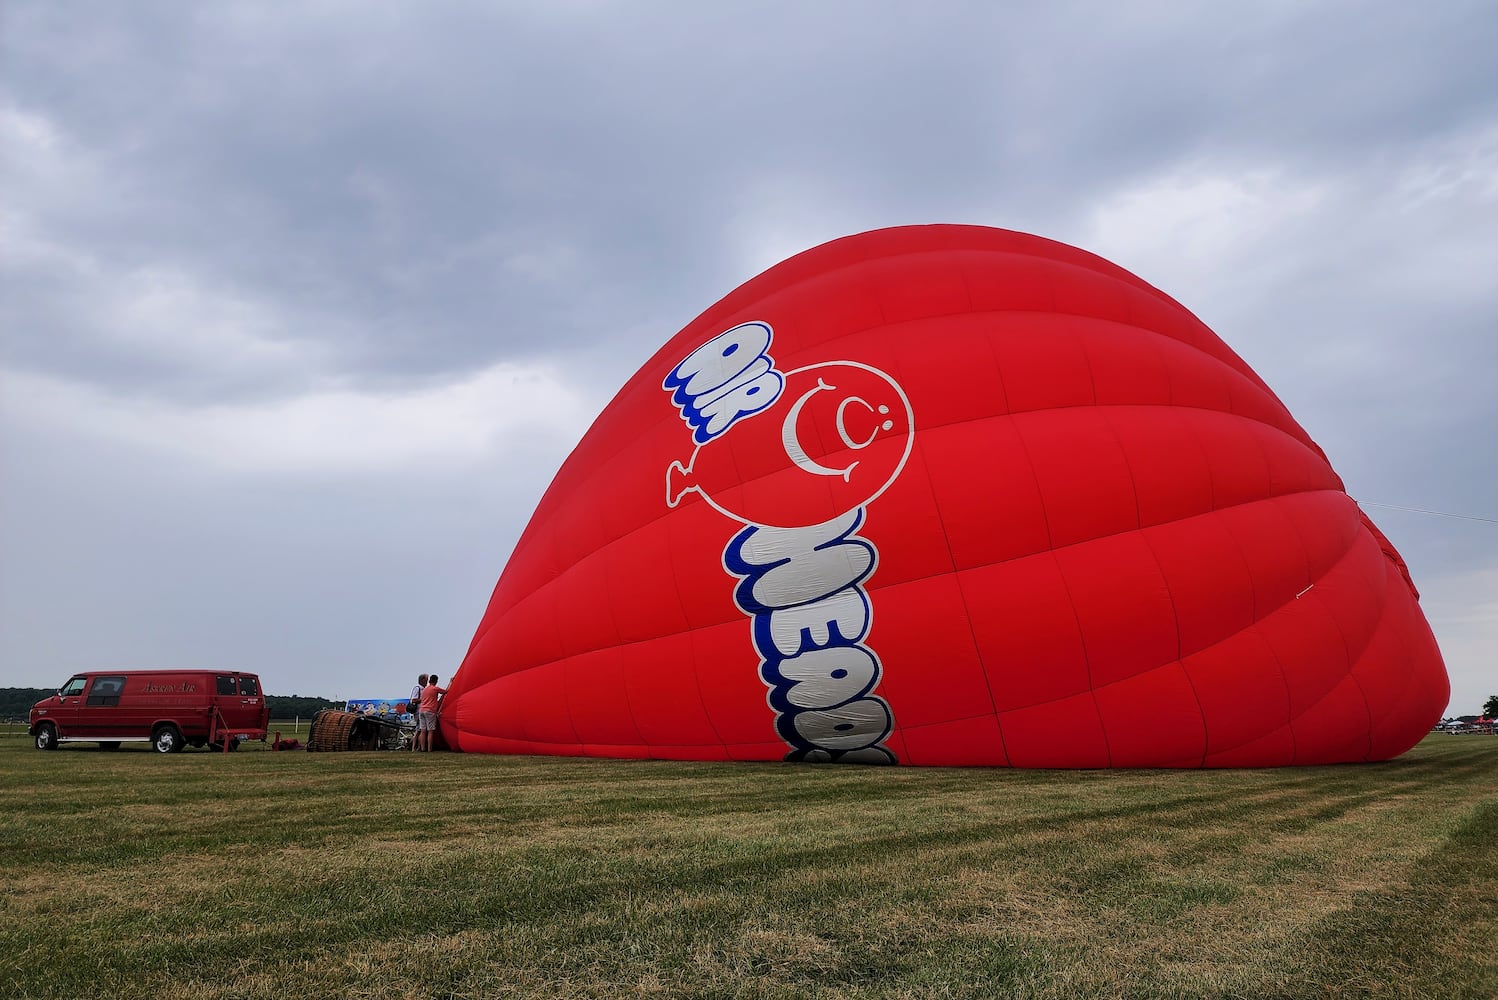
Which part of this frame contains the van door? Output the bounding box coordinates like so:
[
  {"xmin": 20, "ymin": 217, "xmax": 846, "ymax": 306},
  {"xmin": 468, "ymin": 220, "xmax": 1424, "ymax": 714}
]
[
  {"xmin": 213, "ymin": 674, "xmax": 240, "ymax": 733},
  {"xmin": 238, "ymin": 674, "xmax": 269, "ymax": 732},
  {"xmin": 213, "ymin": 674, "xmax": 264, "ymax": 733},
  {"xmin": 79, "ymin": 675, "xmax": 128, "ymax": 736},
  {"xmin": 40, "ymin": 676, "xmax": 87, "ymax": 737}
]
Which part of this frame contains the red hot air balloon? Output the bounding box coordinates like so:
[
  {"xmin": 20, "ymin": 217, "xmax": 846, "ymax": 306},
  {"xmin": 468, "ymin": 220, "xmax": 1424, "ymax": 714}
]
[{"xmin": 440, "ymin": 225, "xmax": 1448, "ymax": 767}]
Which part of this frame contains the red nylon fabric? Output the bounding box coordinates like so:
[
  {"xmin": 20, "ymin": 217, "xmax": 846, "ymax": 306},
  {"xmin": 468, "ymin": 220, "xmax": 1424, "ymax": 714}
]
[{"xmin": 441, "ymin": 225, "xmax": 1448, "ymax": 767}]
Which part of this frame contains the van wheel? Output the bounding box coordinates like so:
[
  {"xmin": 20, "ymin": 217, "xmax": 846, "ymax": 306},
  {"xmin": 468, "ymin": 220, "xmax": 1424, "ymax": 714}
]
[
  {"xmin": 34, "ymin": 724, "xmax": 58, "ymax": 751},
  {"xmin": 152, "ymin": 725, "xmax": 183, "ymax": 754}
]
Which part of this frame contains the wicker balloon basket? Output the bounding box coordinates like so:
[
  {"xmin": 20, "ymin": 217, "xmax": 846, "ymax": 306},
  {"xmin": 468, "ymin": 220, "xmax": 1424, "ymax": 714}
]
[{"xmin": 306, "ymin": 709, "xmax": 411, "ymax": 751}]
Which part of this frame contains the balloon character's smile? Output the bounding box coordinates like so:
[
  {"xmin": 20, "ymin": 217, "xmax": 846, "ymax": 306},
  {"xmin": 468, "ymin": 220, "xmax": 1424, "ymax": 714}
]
[{"xmin": 782, "ymin": 378, "xmax": 898, "ymax": 482}]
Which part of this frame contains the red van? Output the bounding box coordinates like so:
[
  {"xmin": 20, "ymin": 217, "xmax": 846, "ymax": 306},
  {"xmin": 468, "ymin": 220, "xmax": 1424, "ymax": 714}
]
[{"xmin": 29, "ymin": 670, "xmax": 270, "ymax": 753}]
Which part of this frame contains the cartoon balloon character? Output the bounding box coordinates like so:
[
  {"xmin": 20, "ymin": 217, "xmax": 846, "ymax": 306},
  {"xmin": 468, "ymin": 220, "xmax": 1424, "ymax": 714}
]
[
  {"xmin": 664, "ymin": 324, "xmax": 915, "ymax": 528},
  {"xmin": 662, "ymin": 322, "xmax": 917, "ymax": 762}
]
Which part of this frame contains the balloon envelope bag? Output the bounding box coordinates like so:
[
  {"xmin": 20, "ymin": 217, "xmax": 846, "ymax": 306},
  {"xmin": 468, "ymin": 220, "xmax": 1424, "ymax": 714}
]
[{"xmin": 441, "ymin": 225, "xmax": 1448, "ymax": 768}]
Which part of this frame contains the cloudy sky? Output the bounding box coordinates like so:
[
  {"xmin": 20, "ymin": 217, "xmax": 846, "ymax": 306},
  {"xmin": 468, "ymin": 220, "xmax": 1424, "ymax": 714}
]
[{"xmin": 2, "ymin": 1, "xmax": 1494, "ymax": 718}]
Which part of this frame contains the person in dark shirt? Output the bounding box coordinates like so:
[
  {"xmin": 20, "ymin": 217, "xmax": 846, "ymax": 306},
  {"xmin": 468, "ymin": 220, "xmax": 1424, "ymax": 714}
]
[{"xmin": 407, "ymin": 674, "xmax": 427, "ymax": 750}]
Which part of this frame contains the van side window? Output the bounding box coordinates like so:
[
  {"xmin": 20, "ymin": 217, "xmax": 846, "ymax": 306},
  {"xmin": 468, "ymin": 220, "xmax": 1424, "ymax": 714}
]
[
  {"xmin": 216, "ymin": 675, "xmax": 237, "ymax": 696},
  {"xmin": 86, "ymin": 675, "xmax": 127, "ymax": 707},
  {"xmin": 61, "ymin": 677, "xmax": 87, "ymax": 697},
  {"xmin": 239, "ymin": 676, "xmax": 260, "ymax": 697}
]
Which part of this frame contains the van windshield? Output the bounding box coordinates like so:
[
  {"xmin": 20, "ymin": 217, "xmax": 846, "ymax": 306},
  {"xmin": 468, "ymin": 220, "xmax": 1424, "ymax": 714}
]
[{"xmin": 60, "ymin": 677, "xmax": 86, "ymax": 697}]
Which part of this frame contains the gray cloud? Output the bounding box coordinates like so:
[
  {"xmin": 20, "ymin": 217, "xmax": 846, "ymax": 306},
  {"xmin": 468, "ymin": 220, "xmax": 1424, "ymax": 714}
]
[{"xmin": 3, "ymin": 1, "xmax": 1495, "ymax": 712}]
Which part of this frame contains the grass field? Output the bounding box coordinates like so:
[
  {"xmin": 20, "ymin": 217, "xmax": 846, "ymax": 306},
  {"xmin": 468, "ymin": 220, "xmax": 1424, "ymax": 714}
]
[{"xmin": 2, "ymin": 732, "xmax": 1494, "ymax": 1000}]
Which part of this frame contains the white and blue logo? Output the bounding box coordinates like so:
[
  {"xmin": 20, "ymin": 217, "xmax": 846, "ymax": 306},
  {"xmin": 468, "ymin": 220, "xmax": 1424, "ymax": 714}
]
[
  {"xmin": 726, "ymin": 509, "xmax": 895, "ymax": 764},
  {"xmin": 664, "ymin": 322, "xmax": 912, "ymax": 764},
  {"xmin": 662, "ymin": 321, "xmax": 785, "ymax": 444}
]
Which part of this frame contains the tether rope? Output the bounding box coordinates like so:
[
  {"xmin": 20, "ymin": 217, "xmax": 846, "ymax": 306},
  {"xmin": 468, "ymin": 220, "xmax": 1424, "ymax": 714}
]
[{"xmin": 1356, "ymin": 501, "xmax": 1498, "ymax": 525}]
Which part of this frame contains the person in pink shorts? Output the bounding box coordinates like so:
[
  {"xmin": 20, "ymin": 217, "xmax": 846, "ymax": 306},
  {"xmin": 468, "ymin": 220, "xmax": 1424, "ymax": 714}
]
[{"xmin": 417, "ymin": 675, "xmax": 446, "ymax": 751}]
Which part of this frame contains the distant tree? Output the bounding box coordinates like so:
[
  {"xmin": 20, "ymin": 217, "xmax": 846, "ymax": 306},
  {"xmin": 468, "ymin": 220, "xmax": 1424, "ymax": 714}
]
[
  {"xmin": 0, "ymin": 688, "xmax": 53, "ymax": 719},
  {"xmin": 266, "ymin": 695, "xmax": 341, "ymax": 719},
  {"xmin": 1484, "ymin": 694, "xmax": 1498, "ymax": 718}
]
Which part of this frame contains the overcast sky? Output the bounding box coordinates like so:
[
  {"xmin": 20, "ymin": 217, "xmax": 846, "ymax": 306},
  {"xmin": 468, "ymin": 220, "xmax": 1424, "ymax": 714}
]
[{"xmin": 2, "ymin": 2, "xmax": 1494, "ymax": 718}]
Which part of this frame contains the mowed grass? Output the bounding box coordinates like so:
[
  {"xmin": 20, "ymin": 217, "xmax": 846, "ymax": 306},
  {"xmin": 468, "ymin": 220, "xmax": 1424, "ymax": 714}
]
[{"xmin": 1, "ymin": 735, "xmax": 1494, "ymax": 1000}]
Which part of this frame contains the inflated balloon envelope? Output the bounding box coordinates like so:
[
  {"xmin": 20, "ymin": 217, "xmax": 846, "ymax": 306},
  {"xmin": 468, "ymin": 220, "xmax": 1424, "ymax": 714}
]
[{"xmin": 442, "ymin": 225, "xmax": 1449, "ymax": 767}]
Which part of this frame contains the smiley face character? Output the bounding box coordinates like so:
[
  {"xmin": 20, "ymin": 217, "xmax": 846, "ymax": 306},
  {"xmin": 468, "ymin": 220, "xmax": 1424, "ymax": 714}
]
[{"xmin": 667, "ymin": 361, "xmax": 914, "ymax": 528}]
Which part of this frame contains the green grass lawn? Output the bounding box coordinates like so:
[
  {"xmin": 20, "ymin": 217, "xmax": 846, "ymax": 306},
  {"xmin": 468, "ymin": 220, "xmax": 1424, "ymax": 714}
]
[{"xmin": 2, "ymin": 734, "xmax": 1494, "ymax": 999}]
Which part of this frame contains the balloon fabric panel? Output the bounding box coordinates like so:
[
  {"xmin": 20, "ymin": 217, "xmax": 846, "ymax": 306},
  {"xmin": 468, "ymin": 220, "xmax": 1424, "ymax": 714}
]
[{"xmin": 442, "ymin": 225, "xmax": 1448, "ymax": 767}]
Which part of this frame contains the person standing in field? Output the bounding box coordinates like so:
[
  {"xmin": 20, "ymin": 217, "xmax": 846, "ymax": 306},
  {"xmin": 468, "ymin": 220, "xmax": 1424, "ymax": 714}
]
[
  {"xmin": 418, "ymin": 674, "xmax": 446, "ymax": 751},
  {"xmin": 408, "ymin": 674, "xmax": 427, "ymax": 750}
]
